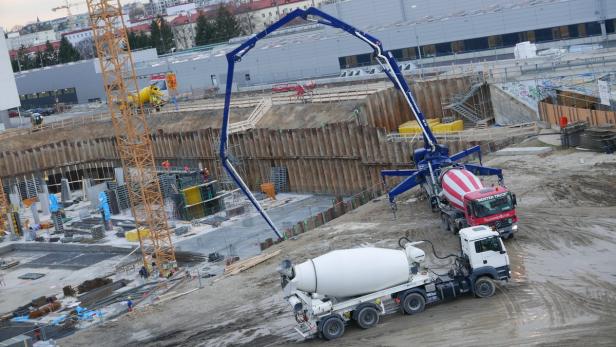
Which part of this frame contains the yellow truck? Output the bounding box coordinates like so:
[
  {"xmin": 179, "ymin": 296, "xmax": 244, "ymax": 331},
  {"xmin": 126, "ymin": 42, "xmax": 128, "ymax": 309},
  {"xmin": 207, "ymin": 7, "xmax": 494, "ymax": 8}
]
[{"xmin": 128, "ymin": 84, "xmax": 166, "ymax": 111}]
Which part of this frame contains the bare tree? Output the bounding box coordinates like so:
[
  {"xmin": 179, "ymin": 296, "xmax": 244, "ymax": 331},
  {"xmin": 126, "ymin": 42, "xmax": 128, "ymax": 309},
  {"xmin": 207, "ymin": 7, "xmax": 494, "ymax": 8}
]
[{"xmin": 75, "ymin": 37, "xmax": 95, "ymax": 60}]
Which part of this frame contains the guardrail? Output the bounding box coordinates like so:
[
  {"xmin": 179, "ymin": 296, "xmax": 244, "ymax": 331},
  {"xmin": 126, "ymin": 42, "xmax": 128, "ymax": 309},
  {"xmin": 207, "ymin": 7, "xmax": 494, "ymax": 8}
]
[
  {"xmin": 386, "ymin": 122, "xmax": 539, "ymax": 143},
  {"xmin": 228, "ymin": 97, "xmax": 273, "ymax": 133}
]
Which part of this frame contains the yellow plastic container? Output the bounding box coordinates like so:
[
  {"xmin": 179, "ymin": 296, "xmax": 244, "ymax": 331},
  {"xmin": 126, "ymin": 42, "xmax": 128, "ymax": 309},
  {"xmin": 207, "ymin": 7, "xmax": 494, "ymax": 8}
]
[
  {"xmin": 398, "ymin": 119, "xmax": 439, "ymax": 134},
  {"xmin": 433, "ymin": 120, "xmax": 464, "ymax": 133},
  {"xmin": 125, "ymin": 228, "xmax": 150, "ymax": 242},
  {"xmin": 182, "ymin": 186, "xmax": 202, "ymax": 206}
]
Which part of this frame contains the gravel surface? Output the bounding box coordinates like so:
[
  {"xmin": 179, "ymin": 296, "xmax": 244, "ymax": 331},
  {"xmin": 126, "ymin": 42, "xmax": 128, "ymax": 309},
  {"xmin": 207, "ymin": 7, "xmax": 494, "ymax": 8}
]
[{"xmin": 61, "ymin": 147, "xmax": 616, "ymax": 347}]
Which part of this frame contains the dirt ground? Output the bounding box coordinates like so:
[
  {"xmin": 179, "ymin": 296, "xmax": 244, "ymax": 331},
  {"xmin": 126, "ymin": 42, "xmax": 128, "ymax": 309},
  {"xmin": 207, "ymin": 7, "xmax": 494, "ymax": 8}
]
[{"xmin": 61, "ymin": 146, "xmax": 616, "ymax": 347}]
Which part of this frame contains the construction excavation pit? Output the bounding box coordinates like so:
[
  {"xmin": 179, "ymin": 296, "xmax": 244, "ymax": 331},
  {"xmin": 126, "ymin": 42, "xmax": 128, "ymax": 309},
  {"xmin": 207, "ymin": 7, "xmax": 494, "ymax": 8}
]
[{"xmin": 1, "ymin": 2, "xmax": 616, "ymax": 347}]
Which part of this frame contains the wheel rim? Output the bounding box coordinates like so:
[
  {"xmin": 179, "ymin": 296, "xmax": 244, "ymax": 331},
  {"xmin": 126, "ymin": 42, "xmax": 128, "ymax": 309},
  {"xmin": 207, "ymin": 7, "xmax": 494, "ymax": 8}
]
[
  {"xmin": 327, "ymin": 321, "xmax": 341, "ymax": 336},
  {"xmin": 407, "ymin": 297, "xmax": 421, "ymax": 311},
  {"xmin": 478, "ymin": 282, "xmax": 491, "ymax": 296},
  {"xmin": 362, "ymin": 310, "xmax": 376, "ymax": 325}
]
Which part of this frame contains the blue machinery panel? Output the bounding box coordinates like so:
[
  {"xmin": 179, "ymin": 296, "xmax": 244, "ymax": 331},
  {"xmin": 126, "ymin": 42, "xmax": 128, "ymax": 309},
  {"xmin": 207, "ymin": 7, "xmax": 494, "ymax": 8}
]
[{"xmin": 220, "ymin": 7, "xmax": 504, "ymax": 239}]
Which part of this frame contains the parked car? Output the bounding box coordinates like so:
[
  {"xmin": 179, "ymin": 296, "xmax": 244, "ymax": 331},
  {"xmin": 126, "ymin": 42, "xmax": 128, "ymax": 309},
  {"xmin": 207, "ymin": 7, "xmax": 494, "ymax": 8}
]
[{"xmin": 29, "ymin": 108, "xmax": 53, "ymax": 116}]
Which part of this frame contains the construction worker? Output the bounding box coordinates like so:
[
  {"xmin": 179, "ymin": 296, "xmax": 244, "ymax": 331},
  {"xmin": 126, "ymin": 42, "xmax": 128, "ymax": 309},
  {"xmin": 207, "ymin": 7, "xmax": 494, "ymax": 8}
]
[
  {"xmin": 127, "ymin": 297, "xmax": 133, "ymax": 312},
  {"xmin": 162, "ymin": 160, "xmax": 171, "ymax": 171},
  {"xmin": 200, "ymin": 168, "xmax": 210, "ymax": 182},
  {"xmin": 139, "ymin": 265, "xmax": 149, "ymax": 279}
]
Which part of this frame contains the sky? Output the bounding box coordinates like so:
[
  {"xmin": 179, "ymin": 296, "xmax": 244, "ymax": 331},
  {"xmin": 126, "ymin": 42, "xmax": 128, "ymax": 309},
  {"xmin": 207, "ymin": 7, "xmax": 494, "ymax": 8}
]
[{"xmin": 0, "ymin": 0, "xmax": 90, "ymax": 31}]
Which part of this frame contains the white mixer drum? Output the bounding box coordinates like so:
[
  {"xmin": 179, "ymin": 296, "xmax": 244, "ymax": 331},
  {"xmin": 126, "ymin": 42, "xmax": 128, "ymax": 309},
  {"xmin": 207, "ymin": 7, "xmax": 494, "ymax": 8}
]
[{"xmin": 292, "ymin": 247, "xmax": 410, "ymax": 298}]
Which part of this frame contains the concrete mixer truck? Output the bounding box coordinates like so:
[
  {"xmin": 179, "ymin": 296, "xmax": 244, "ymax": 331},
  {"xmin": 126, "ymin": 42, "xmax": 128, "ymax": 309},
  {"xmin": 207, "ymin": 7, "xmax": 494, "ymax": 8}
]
[
  {"xmin": 279, "ymin": 225, "xmax": 511, "ymax": 340},
  {"xmin": 438, "ymin": 167, "xmax": 518, "ymax": 238}
]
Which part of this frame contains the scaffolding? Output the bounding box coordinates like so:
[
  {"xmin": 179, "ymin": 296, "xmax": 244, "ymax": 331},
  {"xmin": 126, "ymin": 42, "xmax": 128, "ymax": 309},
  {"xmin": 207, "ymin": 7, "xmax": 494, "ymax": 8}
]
[{"xmin": 86, "ymin": 0, "xmax": 176, "ymax": 273}]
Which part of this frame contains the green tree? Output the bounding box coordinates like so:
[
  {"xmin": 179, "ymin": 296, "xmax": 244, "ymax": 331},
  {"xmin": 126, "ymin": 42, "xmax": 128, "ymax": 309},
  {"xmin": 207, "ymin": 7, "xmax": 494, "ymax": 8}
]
[
  {"xmin": 16, "ymin": 45, "xmax": 33, "ymax": 71},
  {"xmin": 137, "ymin": 31, "xmax": 151, "ymax": 49},
  {"xmin": 128, "ymin": 31, "xmax": 151, "ymax": 50},
  {"xmin": 11, "ymin": 59, "xmax": 19, "ymax": 72},
  {"xmin": 43, "ymin": 40, "xmax": 58, "ymax": 66},
  {"xmin": 127, "ymin": 31, "xmax": 138, "ymax": 49},
  {"xmin": 195, "ymin": 12, "xmax": 215, "ymax": 46},
  {"xmin": 150, "ymin": 16, "xmax": 174, "ymax": 54},
  {"xmin": 58, "ymin": 36, "xmax": 81, "ymax": 63},
  {"xmin": 213, "ymin": 6, "xmax": 242, "ymax": 43}
]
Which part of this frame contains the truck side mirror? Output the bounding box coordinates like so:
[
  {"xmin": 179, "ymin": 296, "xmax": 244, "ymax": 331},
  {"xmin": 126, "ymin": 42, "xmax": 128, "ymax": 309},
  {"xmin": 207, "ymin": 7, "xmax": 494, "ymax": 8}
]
[
  {"xmin": 512, "ymin": 194, "xmax": 517, "ymax": 206},
  {"xmin": 500, "ymin": 250, "xmax": 506, "ymax": 254}
]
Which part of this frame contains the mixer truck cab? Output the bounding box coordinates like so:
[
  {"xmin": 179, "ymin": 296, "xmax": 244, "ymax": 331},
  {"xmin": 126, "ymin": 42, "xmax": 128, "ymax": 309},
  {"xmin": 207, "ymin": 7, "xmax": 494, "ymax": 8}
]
[
  {"xmin": 279, "ymin": 226, "xmax": 511, "ymax": 341},
  {"xmin": 462, "ymin": 186, "xmax": 518, "ymax": 237},
  {"xmin": 459, "ymin": 225, "xmax": 511, "ymax": 283}
]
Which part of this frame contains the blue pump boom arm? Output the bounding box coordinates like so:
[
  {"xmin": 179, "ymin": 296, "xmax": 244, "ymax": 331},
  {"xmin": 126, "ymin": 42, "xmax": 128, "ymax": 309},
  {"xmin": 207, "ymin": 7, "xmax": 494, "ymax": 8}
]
[{"xmin": 220, "ymin": 7, "xmax": 438, "ymax": 240}]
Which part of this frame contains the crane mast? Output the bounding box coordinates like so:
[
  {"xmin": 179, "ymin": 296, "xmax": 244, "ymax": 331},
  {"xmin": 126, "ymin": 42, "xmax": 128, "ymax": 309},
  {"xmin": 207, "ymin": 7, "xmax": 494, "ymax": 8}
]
[
  {"xmin": 0, "ymin": 177, "xmax": 8, "ymax": 234},
  {"xmin": 86, "ymin": 0, "xmax": 176, "ymax": 274}
]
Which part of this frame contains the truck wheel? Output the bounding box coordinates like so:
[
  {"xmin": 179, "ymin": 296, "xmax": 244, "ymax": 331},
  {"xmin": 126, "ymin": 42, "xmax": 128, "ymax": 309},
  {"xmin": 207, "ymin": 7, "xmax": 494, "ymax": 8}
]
[
  {"xmin": 449, "ymin": 217, "xmax": 459, "ymax": 234},
  {"xmin": 356, "ymin": 306, "xmax": 379, "ymax": 329},
  {"xmin": 401, "ymin": 292, "xmax": 425, "ymax": 315},
  {"xmin": 474, "ymin": 277, "xmax": 496, "ymax": 298},
  {"xmin": 440, "ymin": 214, "xmax": 450, "ymax": 231},
  {"xmin": 320, "ymin": 316, "xmax": 345, "ymax": 340}
]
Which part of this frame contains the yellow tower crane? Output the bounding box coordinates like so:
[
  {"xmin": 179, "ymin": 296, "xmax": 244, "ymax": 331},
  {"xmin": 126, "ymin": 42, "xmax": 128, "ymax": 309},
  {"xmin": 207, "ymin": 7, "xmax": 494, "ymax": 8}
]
[
  {"xmin": 86, "ymin": 0, "xmax": 177, "ymax": 275},
  {"xmin": 0, "ymin": 177, "xmax": 8, "ymax": 234}
]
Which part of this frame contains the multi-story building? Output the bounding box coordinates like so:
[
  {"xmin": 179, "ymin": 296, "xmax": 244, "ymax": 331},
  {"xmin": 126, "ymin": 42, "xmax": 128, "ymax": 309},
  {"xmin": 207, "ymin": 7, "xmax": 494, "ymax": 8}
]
[
  {"xmin": 235, "ymin": 0, "xmax": 327, "ymax": 34},
  {"xmin": 150, "ymin": 0, "xmax": 190, "ymax": 16},
  {"xmin": 63, "ymin": 28, "xmax": 93, "ymax": 47},
  {"xmin": 170, "ymin": 13, "xmax": 200, "ymax": 50},
  {"xmin": 12, "ymin": 0, "xmax": 616, "ymax": 104},
  {"xmin": 6, "ymin": 30, "xmax": 58, "ymax": 51}
]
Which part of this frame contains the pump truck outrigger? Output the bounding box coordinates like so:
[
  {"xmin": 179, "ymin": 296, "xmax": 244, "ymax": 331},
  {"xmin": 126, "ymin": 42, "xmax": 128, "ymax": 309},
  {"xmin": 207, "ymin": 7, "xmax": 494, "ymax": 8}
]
[
  {"xmin": 219, "ymin": 7, "xmax": 518, "ymax": 241},
  {"xmin": 278, "ymin": 225, "xmax": 511, "ymax": 340}
]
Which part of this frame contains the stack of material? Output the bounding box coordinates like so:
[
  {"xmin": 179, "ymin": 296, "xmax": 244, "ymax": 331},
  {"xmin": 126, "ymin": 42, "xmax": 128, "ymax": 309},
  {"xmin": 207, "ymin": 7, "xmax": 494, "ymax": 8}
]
[
  {"xmin": 579, "ymin": 127, "xmax": 616, "ymax": 153},
  {"xmin": 18, "ymin": 178, "xmax": 39, "ymax": 200},
  {"xmin": 28, "ymin": 301, "xmax": 61, "ymax": 319},
  {"xmin": 174, "ymin": 251, "xmax": 207, "ymax": 263},
  {"xmin": 115, "ymin": 184, "xmax": 130, "ymax": 210},
  {"xmin": 560, "ymin": 121, "xmax": 587, "ymax": 148},
  {"xmin": 104, "ymin": 189, "xmax": 120, "ymax": 215},
  {"xmin": 106, "ymin": 181, "xmax": 118, "ymax": 191},
  {"xmin": 51, "ymin": 212, "xmax": 63, "ymax": 234},
  {"xmin": 270, "ymin": 166, "xmax": 289, "ymax": 193},
  {"xmin": 91, "ymin": 225, "xmax": 104, "ymax": 240},
  {"xmin": 78, "ymin": 279, "xmax": 128, "ymax": 308},
  {"xmin": 77, "ymin": 277, "xmax": 113, "ymax": 294},
  {"xmin": 221, "ymin": 250, "xmax": 281, "ymax": 278}
]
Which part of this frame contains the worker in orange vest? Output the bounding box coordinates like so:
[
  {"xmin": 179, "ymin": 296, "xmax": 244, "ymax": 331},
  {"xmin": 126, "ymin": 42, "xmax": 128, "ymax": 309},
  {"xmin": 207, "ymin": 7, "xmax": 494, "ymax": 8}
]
[{"xmin": 559, "ymin": 115, "xmax": 568, "ymax": 129}]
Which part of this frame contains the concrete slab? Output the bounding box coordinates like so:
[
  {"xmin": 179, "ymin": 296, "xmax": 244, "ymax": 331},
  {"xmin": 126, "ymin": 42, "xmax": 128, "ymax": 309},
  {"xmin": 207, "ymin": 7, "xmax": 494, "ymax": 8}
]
[
  {"xmin": 537, "ymin": 134, "xmax": 561, "ymax": 146},
  {"xmin": 494, "ymin": 146, "xmax": 553, "ymax": 156}
]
